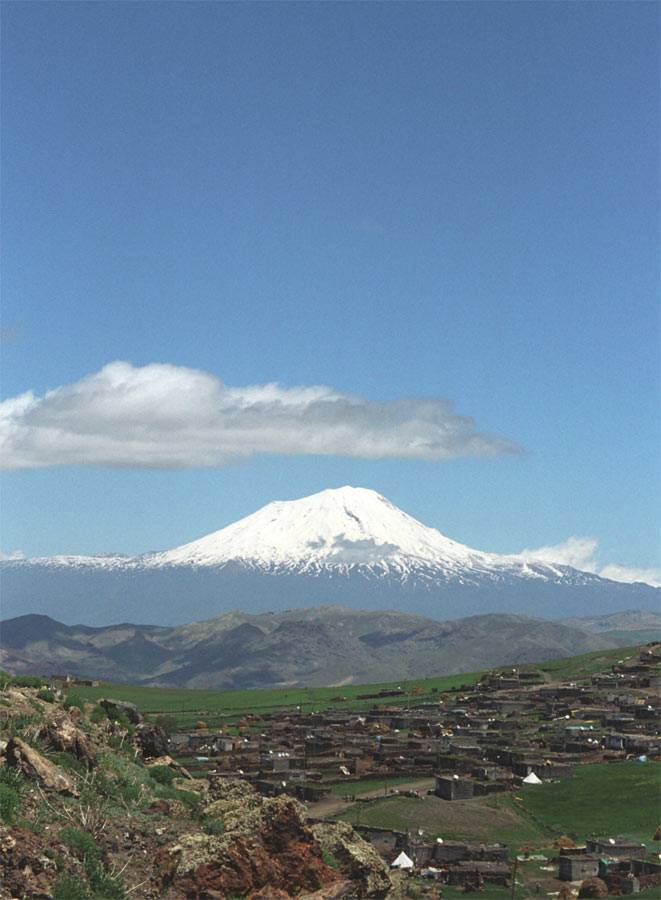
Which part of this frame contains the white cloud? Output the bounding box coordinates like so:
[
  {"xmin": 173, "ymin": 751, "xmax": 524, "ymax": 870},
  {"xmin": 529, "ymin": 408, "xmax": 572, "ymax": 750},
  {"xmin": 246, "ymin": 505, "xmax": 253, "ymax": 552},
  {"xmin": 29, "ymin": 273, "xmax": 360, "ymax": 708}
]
[
  {"xmin": 0, "ymin": 361, "xmax": 522, "ymax": 470},
  {"xmin": 0, "ymin": 549, "xmax": 25, "ymax": 561},
  {"xmin": 598, "ymin": 563, "xmax": 661, "ymax": 588},
  {"xmin": 519, "ymin": 537, "xmax": 600, "ymax": 571},
  {"xmin": 520, "ymin": 537, "xmax": 661, "ymax": 588}
]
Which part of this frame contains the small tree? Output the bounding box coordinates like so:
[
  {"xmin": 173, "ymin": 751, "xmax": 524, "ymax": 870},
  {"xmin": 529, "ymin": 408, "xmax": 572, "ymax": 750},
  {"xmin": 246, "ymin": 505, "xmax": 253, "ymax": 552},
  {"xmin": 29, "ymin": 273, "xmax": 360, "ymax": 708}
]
[{"xmin": 154, "ymin": 714, "xmax": 178, "ymax": 736}]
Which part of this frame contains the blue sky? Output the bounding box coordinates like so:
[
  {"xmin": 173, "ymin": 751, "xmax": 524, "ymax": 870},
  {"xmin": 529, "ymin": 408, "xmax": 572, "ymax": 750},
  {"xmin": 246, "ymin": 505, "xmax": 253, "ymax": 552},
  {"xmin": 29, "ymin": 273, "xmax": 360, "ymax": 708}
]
[{"xmin": 2, "ymin": 1, "xmax": 659, "ymax": 585}]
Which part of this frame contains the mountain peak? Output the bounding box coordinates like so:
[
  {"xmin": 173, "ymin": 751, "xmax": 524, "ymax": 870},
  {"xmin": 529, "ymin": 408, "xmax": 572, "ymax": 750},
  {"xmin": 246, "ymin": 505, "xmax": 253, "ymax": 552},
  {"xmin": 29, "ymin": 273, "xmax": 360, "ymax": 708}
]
[{"xmin": 148, "ymin": 485, "xmax": 478, "ymax": 570}]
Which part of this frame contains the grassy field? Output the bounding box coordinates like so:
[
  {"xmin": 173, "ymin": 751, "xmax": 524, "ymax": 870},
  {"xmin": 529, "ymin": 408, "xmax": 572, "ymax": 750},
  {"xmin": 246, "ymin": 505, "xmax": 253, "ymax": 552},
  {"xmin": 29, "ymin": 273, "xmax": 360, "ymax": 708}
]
[
  {"xmin": 326, "ymin": 775, "xmax": 423, "ymax": 797},
  {"xmin": 334, "ymin": 792, "xmax": 548, "ymax": 850},
  {"xmin": 527, "ymin": 645, "xmax": 640, "ymax": 681},
  {"xmin": 334, "ymin": 760, "xmax": 660, "ymax": 851},
  {"xmin": 66, "ymin": 670, "xmax": 483, "ymax": 729},
  {"xmin": 516, "ymin": 760, "xmax": 660, "ymax": 846}
]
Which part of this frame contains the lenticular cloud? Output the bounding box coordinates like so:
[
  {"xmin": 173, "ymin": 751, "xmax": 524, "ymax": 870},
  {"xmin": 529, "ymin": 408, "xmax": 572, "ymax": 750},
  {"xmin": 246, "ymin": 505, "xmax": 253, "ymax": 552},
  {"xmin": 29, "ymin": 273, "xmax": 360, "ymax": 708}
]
[{"xmin": 0, "ymin": 361, "xmax": 522, "ymax": 470}]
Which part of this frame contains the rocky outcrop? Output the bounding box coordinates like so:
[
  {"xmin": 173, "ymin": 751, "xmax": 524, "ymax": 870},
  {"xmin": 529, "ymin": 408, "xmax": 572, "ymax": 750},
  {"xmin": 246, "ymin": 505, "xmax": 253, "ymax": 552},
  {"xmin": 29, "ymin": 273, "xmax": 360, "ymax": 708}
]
[
  {"xmin": 134, "ymin": 721, "xmax": 168, "ymax": 758},
  {"xmin": 153, "ymin": 782, "xmax": 339, "ymax": 898},
  {"xmin": 311, "ymin": 821, "xmax": 400, "ymax": 899},
  {"xmin": 38, "ymin": 713, "xmax": 98, "ymax": 769},
  {"xmin": 4, "ymin": 737, "xmax": 78, "ymax": 795},
  {"xmin": 100, "ymin": 697, "xmax": 141, "ymax": 724},
  {"xmin": 145, "ymin": 753, "xmax": 194, "ymax": 779}
]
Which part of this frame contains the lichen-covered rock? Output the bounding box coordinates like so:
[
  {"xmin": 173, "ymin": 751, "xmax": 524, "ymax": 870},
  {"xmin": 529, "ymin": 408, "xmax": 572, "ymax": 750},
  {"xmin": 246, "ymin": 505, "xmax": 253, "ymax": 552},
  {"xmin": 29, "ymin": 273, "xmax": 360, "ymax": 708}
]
[
  {"xmin": 153, "ymin": 783, "xmax": 339, "ymax": 898},
  {"xmin": 38, "ymin": 713, "xmax": 98, "ymax": 769},
  {"xmin": 4, "ymin": 736, "xmax": 79, "ymax": 795},
  {"xmin": 311, "ymin": 821, "xmax": 398, "ymax": 899}
]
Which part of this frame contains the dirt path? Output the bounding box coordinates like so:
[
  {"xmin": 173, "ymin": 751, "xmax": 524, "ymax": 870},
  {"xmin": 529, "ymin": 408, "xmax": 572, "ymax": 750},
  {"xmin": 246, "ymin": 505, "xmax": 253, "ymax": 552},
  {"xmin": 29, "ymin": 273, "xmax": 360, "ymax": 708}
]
[{"xmin": 306, "ymin": 777, "xmax": 434, "ymax": 820}]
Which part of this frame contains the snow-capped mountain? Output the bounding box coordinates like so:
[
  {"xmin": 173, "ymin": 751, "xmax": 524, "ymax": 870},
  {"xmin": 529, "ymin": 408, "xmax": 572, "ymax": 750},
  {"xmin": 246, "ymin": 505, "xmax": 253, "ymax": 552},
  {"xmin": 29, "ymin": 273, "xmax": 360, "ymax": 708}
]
[{"xmin": 2, "ymin": 487, "xmax": 658, "ymax": 626}]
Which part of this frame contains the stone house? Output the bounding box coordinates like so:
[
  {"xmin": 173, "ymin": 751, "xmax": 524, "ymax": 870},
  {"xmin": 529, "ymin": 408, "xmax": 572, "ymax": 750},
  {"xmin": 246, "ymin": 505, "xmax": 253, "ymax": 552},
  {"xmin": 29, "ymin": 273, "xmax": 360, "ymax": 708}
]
[
  {"xmin": 435, "ymin": 775, "xmax": 474, "ymax": 800},
  {"xmin": 558, "ymin": 855, "xmax": 601, "ymax": 881}
]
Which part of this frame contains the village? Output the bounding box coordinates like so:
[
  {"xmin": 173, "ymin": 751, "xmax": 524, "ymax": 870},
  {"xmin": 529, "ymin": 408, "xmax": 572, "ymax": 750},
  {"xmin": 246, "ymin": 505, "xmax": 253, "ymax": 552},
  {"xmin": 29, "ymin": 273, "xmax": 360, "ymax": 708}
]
[{"xmin": 125, "ymin": 643, "xmax": 661, "ymax": 896}]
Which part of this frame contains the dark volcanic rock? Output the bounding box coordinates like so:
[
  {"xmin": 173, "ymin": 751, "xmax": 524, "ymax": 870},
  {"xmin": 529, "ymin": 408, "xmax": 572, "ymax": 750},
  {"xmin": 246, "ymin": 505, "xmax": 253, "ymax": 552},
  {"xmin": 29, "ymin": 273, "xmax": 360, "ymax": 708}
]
[{"xmin": 134, "ymin": 721, "xmax": 169, "ymax": 759}]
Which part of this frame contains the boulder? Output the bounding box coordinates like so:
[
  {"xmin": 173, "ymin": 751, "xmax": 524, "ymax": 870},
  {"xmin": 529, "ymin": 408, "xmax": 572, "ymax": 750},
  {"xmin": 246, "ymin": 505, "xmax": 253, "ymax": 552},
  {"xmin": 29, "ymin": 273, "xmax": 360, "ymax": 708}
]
[
  {"xmin": 133, "ymin": 721, "xmax": 168, "ymax": 758},
  {"xmin": 4, "ymin": 737, "xmax": 78, "ymax": 795},
  {"xmin": 38, "ymin": 714, "xmax": 98, "ymax": 769},
  {"xmin": 100, "ymin": 698, "xmax": 141, "ymax": 724},
  {"xmin": 145, "ymin": 754, "xmax": 194, "ymax": 779},
  {"xmin": 311, "ymin": 821, "xmax": 397, "ymax": 899},
  {"xmin": 153, "ymin": 784, "xmax": 339, "ymax": 898}
]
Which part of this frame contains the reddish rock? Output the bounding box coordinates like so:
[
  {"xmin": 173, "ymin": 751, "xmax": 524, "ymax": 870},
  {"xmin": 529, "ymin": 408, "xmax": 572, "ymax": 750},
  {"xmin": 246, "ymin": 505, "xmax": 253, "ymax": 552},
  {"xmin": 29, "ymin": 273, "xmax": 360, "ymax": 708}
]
[{"xmin": 154, "ymin": 797, "xmax": 339, "ymax": 899}]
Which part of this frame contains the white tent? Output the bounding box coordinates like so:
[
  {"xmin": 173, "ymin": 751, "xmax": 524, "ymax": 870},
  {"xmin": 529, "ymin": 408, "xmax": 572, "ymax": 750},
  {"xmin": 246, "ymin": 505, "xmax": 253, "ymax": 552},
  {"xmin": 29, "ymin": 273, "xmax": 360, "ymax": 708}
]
[
  {"xmin": 523, "ymin": 772, "xmax": 542, "ymax": 784},
  {"xmin": 391, "ymin": 851, "xmax": 414, "ymax": 869}
]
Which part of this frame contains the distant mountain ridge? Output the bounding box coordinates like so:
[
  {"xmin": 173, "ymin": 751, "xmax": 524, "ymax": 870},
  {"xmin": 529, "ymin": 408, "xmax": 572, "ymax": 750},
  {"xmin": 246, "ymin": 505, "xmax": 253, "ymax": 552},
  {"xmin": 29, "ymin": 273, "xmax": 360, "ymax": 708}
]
[
  {"xmin": 1, "ymin": 487, "xmax": 658, "ymax": 625},
  {"xmin": 2, "ymin": 606, "xmax": 652, "ymax": 690}
]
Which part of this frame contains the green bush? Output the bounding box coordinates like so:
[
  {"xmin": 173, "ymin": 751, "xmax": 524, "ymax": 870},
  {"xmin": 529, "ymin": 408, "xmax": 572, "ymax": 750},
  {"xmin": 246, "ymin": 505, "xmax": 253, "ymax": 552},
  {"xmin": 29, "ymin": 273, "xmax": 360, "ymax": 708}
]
[
  {"xmin": 0, "ymin": 670, "xmax": 12, "ymax": 689},
  {"xmin": 37, "ymin": 688, "xmax": 56, "ymax": 703},
  {"xmin": 0, "ymin": 783, "xmax": 20, "ymax": 823},
  {"xmin": 85, "ymin": 857, "xmax": 127, "ymax": 899},
  {"xmin": 58, "ymin": 827, "xmax": 126, "ymax": 898},
  {"xmin": 0, "ymin": 766, "xmax": 25, "ymax": 792},
  {"xmin": 321, "ymin": 849, "xmax": 341, "ymax": 871},
  {"xmin": 90, "ymin": 705, "xmax": 108, "ymax": 724},
  {"xmin": 48, "ymin": 751, "xmax": 86, "ymax": 777},
  {"xmin": 59, "ymin": 826, "xmax": 101, "ymax": 862},
  {"xmin": 13, "ymin": 675, "xmax": 43, "ymax": 689},
  {"xmin": 154, "ymin": 714, "xmax": 178, "ymax": 736},
  {"xmin": 53, "ymin": 873, "xmax": 91, "ymax": 899},
  {"xmin": 148, "ymin": 765, "xmax": 176, "ymax": 785},
  {"xmin": 63, "ymin": 695, "xmax": 87, "ymax": 714},
  {"xmin": 202, "ymin": 816, "xmax": 225, "ymax": 836}
]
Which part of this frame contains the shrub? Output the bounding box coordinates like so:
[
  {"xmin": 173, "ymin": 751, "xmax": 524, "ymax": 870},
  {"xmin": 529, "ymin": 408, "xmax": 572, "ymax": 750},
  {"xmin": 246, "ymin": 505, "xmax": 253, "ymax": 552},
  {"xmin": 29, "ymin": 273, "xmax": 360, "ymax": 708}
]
[
  {"xmin": 63, "ymin": 695, "xmax": 87, "ymax": 714},
  {"xmin": 37, "ymin": 688, "xmax": 56, "ymax": 703},
  {"xmin": 53, "ymin": 873, "xmax": 91, "ymax": 899},
  {"xmin": 106, "ymin": 711, "xmax": 134, "ymax": 737},
  {"xmin": 59, "ymin": 826, "xmax": 101, "ymax": 864},
  {"xmin": 148, "ymin": 765, "xmax": 176, "ymax": 786},
  {"xmin": 200, "ymin": 815, "xmax": 225, "ymax": 836},
  {"xmin": 48, "ymin": 751, "xmax": 86, "ymax": 777},
  {"xmin": 0, "ymin": 766, "xmax": 25, "ymax": 792},
  {"xmin": 321, "ymin": 849, "xmax": 340, "ymax": 871},
  {"xmin": 85, "ymin": 857, "xmax": 127, "ymax": 899},
  {"xmin": 0, "ymin": 670, "xmax": 12, "ymax": 689},
  {"xmin": 13, "ymin": 675, "xmax": 43, "ymax": 689},
  {"xmin": 154, "ymin": 714, "xmax": 178, "ymax": 736},
  {"xmin": 0, "ymin": 783, "xmax": 20, "ymax": 823},
  {"xmin": 193, "ymin": 720, "xmax": 207, "ymax": 730},
  {"xmin": 59, "ymin": 827, "xmax": 126, "ymax": 897},
  {"xmin": 90, "ymin": 705, "xmax": 108, "ymax": 724}
]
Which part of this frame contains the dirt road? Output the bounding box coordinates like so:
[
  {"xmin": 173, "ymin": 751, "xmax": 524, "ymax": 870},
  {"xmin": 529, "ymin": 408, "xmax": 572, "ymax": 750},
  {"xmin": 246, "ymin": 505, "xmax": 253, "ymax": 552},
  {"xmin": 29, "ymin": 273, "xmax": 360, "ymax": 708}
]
[{"xmin": 306, "ymin": 777, "xmax": 435, "ymax": 820}]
